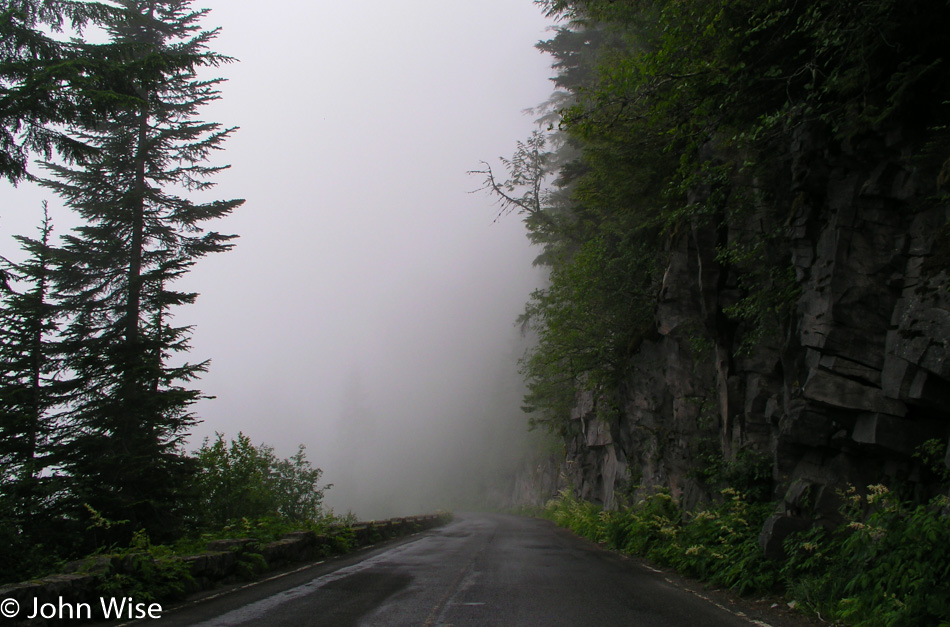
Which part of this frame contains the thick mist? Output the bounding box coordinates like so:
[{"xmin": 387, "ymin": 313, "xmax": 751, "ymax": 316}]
[
  {"xmin": 319, "ymin": 321, "xmax": 537, "ymax": 519},
  {"xmin": 0, "ymin": 2, "xmax": 555, "ymax": 519}
]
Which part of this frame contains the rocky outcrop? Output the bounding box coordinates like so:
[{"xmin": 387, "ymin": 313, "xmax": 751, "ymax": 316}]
[
  {"xmin": 560, "ymin": 122, "xmax": 950, "ymax": 555},
  {"xmin": 488, "ymin": 445, "xmax": 568, "ymax": 511}
]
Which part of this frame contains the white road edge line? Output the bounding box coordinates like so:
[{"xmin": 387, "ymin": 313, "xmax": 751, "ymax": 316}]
[{"xmin": 643, "ymin": 566, "xmax": 775, "ymax": 627}]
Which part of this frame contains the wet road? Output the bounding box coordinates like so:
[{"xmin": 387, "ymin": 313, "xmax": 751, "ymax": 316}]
[{"xmin": 156, "ymin": 513, "xmax": 758, "ymax": 626}]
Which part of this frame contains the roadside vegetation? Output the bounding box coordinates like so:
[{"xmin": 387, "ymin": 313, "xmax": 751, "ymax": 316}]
[
  {"xmin": 543, "ymin": 482, "xmax": 950, "ymax": 626},
  {"xmin": 3, "ymin": 428, "xmax": 451, "ymax": 606},
  {"xmin": 2, "ymin": 432, "xmax": 343, "ymax": 588}
]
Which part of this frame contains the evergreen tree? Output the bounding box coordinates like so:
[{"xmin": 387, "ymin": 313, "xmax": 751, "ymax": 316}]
[
  {"xmin": 0, "ymin": 203, "xmax": 71, "ymax": 578},
  {"xmin": 0, "ymin": 0, "xmax": 143, "ymax": 184},
  {"xmin": 0, "ymin": 205, "xmax": 54, "ymax": 493},
  {"xmin": 38, "ymin": 0, "xmax": 242, "ymax": 546}
]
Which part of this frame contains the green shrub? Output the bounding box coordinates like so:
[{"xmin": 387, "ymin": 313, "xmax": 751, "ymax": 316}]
[
  {"xmin": 94, "ymin": 530, "xmax": 194, "ymax": 603},
  {"xmin": 618, "ymin": 488, "xmax": 680, "ymax": 560},
  {"xmin": 784, "ymin": 485, "xmax": 950, "ymax": 626},
  {"xmin": 329, "ymin": 527, "xmax": 357, "ymax": 554},
  {"xmin": 189, "ymin": 432, "xmax": 332, "ymax": 530},
  {"xmin": 546, "ymin": 487, "xmax": 780, "ymax": 595},
  {"xmin": 547, "ymin": 482, "xmax": 950, "ymax": 620},
  {"xmin": 545, "ymin": 489, "xmax": 605, "ymax": 543},
  {"xmin": 234, "ymin": 551, "xmax": 269, "ymax": 580},
  {"xmin": 666, "ymin": 489, "xmax": 777, "ymax": 594}
]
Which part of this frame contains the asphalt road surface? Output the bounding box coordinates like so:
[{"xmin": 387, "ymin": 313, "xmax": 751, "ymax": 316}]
[{"xmin": 154, "ymin": 512, "xmax": 765, "ymax": 626}]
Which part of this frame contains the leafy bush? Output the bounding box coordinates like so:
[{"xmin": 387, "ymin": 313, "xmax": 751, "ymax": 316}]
[
  {"xmin": 783, "ymin": 486, "xmax": 950, "ymax": 626},
  {"xmin": 188, "ymin": 432, "xmax": 332, "ymax": 530},
  {"xmin": 664, "ymin": 489, "xmax": 777, "ymax": 594},
  {"xmin": 545, "ymin": 482, "xmax": 950, "ymax": 624},
  {"xmin": 234, "ymin": 551, "xmax": 269, "ymax": 580},
  {"xmin": 617, "ymin": 489, "xmax": 680, "ymax": 560},
  {"xmin": 545, "ymin": 489, "xmax": 604, "ymax": 542},
  {"xmin": 544, "ymin": 486, "xmax": 779, "ymax": 595},
  {"xmin": 94, "ymin": 530, "xmax": 194, "ymax": 603}
]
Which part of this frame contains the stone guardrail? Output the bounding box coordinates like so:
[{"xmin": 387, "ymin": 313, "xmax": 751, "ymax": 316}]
[{"xmin": 0, "ymin": 514, "xmax": 448, "ymax": 625}]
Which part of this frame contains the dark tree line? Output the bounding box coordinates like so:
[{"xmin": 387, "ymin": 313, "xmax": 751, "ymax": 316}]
[{"xmin": 0, "ymin": 0, "xmax": 243, "ymax": 579}]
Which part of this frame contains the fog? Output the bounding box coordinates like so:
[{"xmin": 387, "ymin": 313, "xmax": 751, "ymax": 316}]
[{"xmin": 0, "ymin": 2, "xmax": 554, "ymax": 519}]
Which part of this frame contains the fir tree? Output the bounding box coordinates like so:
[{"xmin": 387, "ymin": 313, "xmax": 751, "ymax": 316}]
[
  {"xmin": 0, "ymin": 203, "xmax": 71, "ymax": 578},
  {"xmin": 0, "ymin": 0, "xmax": 144, "ymax": 184},
  {"xmin": 0, "ymin": 206, "xmax": 53, "ymax": 490},
  {"xmin": 39, "ymin": 0, "xmax": 242, "ymax": 545}
]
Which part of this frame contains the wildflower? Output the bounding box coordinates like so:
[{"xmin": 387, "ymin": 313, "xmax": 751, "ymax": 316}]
[
  {"xmin": 802, "ymin": 542, "xmax": 818, "ymax": 552},
  {"xmin": 837, "ymin": 484, "xmax": 862, "ymax": 507},
  {"xmin": 685, "ymin": 546, "xmax": 701, "ymax": 556},
  {"xmin": 866, "ymin": 484, "xmax": 890, "ymax": 505}
]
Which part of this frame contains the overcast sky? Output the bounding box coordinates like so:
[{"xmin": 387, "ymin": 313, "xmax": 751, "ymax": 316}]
[{"xmin": 0, "ymin": 2, "xmax": 556, "ymax": 518}]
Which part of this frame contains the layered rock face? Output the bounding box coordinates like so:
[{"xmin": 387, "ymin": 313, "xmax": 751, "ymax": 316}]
[{"xmin": 560, "ymin": 123, "xmax": 950, "ymax": 553}]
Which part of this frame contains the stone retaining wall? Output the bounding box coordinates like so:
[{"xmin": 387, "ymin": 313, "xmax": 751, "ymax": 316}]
[{"xmin": 0, "ymin": 514, "xmax": 447, "ymax": 625}]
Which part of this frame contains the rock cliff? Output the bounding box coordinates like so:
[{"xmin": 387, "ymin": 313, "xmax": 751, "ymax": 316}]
[{"xmin": 558, "ymin": 122, "xmax": 950, "ymax": 554}]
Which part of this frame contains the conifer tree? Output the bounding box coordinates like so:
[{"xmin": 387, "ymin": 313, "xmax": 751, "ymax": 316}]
[
  {"xmin": 39, "ymin": 0, "xmax": 242, "ymax": 545},
  {"xmin": 0, "ymin": 0, "xmax": 142, "ymax": 184},
  {"xmin": 0, "ymin": 203, "xmax": 71, "ymax": 577}
]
